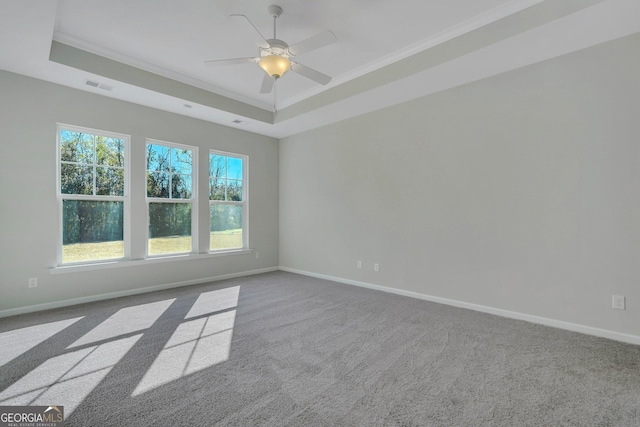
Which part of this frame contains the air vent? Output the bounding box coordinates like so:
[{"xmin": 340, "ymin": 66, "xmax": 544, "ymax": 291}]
[{"xmin": 84, "ymin": 80, "xmax": 113, "ymax": 91}]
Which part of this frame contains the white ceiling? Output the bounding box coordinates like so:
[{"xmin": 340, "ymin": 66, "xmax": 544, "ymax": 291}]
[
  {"xmin": 1, "ymin": 0, "xmax": 640, "ymax": 138},
  {"xmin": 54, "ymin": 0, "xmax": 516, "ymax": 108}
]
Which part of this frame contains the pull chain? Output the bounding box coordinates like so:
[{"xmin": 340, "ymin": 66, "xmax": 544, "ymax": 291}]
[{"xmin": 273, "ymin": 78, "xmax": 278, "ymax": 114}]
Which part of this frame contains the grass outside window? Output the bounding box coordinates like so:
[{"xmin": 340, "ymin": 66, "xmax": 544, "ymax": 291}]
[{"xmin": 63, "ymin": 230, "xmax": 243, "ymax": 263}]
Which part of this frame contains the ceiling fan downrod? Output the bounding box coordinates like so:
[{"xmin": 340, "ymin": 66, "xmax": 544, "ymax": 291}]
[{"xmin": 268, "ymin": 5, "xmax": 282, "ymax": 39}]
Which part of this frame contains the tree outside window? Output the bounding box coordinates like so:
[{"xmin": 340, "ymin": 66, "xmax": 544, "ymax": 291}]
[
  {"xmin": 58, "ymin": 126, "xmax": 128, "ymax": 264},
  {"xmin": 209, "ymin": 152, "xmax": 246, "ymax": 251},
  {"xmin": 146, "ymin": 141, "xmax": 196, "ymax": 256}
]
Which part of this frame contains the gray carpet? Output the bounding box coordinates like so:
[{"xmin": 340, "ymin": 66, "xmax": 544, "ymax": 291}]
[{"xmin": 1, "ymin": 271, "xmax": 639, "ymax": 426}]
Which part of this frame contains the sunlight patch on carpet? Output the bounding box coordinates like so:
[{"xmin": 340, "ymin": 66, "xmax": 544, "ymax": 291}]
[
  {"xmin": 0, "ymin": 334, "xmax": 142, "ymax": 415},
  {"xmin": 68, "ymin": 299, "xmax": 175, "ymax": 348},
  {"xmin": 185, "ymin": 286, "xmax": 240, "ymax": 319},
  {"xmin": 132, "ymin": 310, "xmax": 236, "ymax": 396},
  {"xmin": 0, "ymin": 317, "xmax": 83, "ymax": 367}
]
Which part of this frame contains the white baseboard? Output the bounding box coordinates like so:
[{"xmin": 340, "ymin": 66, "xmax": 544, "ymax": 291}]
[
  {"xmin": 0, "ymin": 267, "xmax": 279, "ymax": 319},
  {"xmin": 279, "ymin": 266, "xmax": 640, "ymax": 346}
]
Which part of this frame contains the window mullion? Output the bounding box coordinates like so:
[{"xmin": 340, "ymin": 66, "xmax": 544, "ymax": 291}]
[
  {"xmin": 92, "ymin": 135, "xmax": 97, "ymax": 196},
  {"xmin": 168, "ymin": 147, "xmax": 173, "ymax": 200},
  {"xmin": 62, "ymin": 194, "xmax": 125, "ymax": 202}
]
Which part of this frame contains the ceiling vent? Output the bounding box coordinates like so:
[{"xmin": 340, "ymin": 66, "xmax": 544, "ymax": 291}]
[{"xmin": 84, "ymin": 79, "xmax": 113, "ymax": 91}]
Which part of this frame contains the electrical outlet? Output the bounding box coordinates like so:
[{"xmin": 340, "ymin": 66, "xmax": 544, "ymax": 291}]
[
  {"xmin": 255, "ymin": 251, "xmax": 260, "ymax": 259},
  {"xmin": 612, "ymin": 295, "xmax": 625, "ymax": 310},
  {"xmin": 373, "ymin": 263, "xmax": 379, "ymax": 272},
  {"xmin": 28, "ymin": 278, "xmax": 37, "ymax": 288},
  {"xmin": 357, "ymin": 260, "xmax": 362, "ymax": 269}
]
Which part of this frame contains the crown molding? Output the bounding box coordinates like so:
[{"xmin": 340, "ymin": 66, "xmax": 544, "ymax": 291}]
[
  {"xmin": 52, "ymin": 31, "xmax": 274, "ymax": 111},
  {"xmin": 53, "ymin": 0, "xmax": 544, "ymax": 112},
  {"xmin": 278, "ymin": 0, "xmax": 545, "ymax": 109}
]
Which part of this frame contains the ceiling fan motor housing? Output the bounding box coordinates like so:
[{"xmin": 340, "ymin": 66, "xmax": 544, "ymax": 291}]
[{"xmin": 262, "ymin": 39, "xmax": 289, "ymax": 56}]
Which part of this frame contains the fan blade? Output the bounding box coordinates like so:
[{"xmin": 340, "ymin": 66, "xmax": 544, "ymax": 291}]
[
  {"xmin": 230, "ymin": 14, "xmax": 270, "ymax": 49},
  {"xmin": 204, "ymin": 57, "xmax": 258, "ymax": 66},
  {"xmin": 291, "ymin": 62, "xmax": 332, "ymax": 85},
  {"xmin": 260, "ymin": 74, "xmax": 275, "ymax": 94},
  {"xmin": 288, "ymin": 30, "xmax": 337, "ymax": 56}
]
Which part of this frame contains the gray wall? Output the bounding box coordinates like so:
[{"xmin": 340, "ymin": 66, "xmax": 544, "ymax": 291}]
[
  {"xmin": 280, "ymin": 33, "xmax": 640, "ymax": 336},
  {"xmin": 0, "ymin": 71, "xmax": 279, "ymax": 312}
]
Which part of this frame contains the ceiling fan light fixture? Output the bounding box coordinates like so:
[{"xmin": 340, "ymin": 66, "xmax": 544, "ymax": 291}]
[
  {"xmin": 258, "ymin": 54, "xmax": 291, "ymax": 79},
  {"xmin": 206, "ymin": 5, "xmax": 336, "ymax": 92}
]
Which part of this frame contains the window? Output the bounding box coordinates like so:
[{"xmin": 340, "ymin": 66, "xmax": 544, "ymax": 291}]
[
  {"xmin": 57, "ymin": 125, "xmax": 129, "ymax": 264},
  {"xmin": 146, "ymin": 141, "xmax": 197, "ymax": 256},
  {"xmin": 209, "ymin": 151, "xmax": 247, "ymax": 251},
  {"xmin": 55, "ymin": 127, "xmax": 248, "ymax": 270}
]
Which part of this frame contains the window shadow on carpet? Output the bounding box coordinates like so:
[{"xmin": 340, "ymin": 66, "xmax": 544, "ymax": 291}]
[{"xmin": 0, "ymin": 285, "xmax": 240, "ymax": 419}]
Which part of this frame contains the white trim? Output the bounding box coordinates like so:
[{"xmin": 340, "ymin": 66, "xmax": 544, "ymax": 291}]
[
  {"xmin": 278, "ymin": 267, "xmax": 640, "ymax": 347},
  {"xmin": 278, "ymin": 0, "xmax": 546, "ymax": 109},
  {"xmin": 2, "ymin": 267, "xmax": 278, "ymax": 318},
  {"xmin": 52, "ymin": 0, "xmax": 543, "ymax": 112},
  {"xmin": 50, "ymin": 249, "xmax": 254, "ymax": 274},
  {"xmin": 52, "ymin": 32, "xmax": 274, "ymax": 112}
]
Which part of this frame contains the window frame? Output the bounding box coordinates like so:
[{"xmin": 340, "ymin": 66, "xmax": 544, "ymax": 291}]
[
  {"xmin": 209, "ymin": 149, "xmax": 248, "ymax": 253},
  {"xmin": 145, "ymin": 138, "xmax": 198, "ymax": 258},
  {"xmin": 56, "ymin": 123, "xmax": 131, "ymax": 266}
]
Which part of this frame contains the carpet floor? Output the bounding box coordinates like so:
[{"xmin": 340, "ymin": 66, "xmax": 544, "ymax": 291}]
[{"xmin": 1, "ymin": 271, "xmax": 639, "ymax": 426}]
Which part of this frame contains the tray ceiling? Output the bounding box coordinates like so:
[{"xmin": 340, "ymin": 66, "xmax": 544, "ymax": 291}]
[{"xmin": 1, "ymin": 0, "xmax": 639, "ymax": 137}]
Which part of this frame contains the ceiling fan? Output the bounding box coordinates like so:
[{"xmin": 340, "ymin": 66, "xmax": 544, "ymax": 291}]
[{"xmin": 205, "ymin": 5, "xmax": 337, "ymax": 94}]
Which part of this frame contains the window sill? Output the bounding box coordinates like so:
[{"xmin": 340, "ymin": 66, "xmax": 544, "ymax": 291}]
[{"xmin": 49, "ymin": 249, "xmax": 253, "ymax": 274}]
